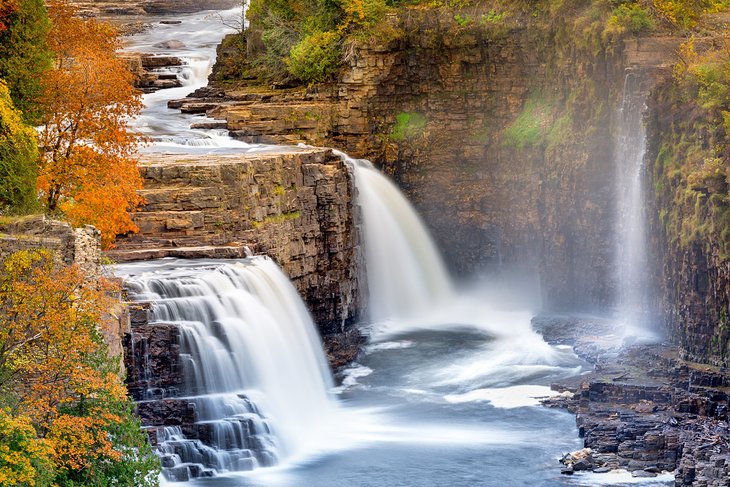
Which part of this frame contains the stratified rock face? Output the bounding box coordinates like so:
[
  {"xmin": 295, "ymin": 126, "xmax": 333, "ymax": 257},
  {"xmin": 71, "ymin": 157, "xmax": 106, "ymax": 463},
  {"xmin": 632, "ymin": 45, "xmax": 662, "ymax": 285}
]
[
  {"xmin": 210, "ymin": 15, "xmax": 681, "ymax": 313},
  {"xmin": 645, "ymin": 79, "xmax": 730, "ymax": 367},
  {"xmin": 109, "ymin": 148, "xmax": 362, "ymax": 334}
]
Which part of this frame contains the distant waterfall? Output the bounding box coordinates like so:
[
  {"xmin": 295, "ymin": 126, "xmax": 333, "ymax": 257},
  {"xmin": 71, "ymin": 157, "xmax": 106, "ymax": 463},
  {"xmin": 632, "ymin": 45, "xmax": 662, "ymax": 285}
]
[
  {"xmin": 118, "ymin": 257, "xmax": 337, "ymax": 481},
  {"xmin": 338, "ymin": 152, "xmax": 454, "ymax": 323},
  {"xmin": 615, "ymin": 71, "xmax": 652, "ymax": 335}
]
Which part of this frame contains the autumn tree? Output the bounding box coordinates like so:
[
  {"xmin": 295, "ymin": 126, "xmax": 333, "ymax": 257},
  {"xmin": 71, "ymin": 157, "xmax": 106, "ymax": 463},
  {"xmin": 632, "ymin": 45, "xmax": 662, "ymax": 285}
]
[
  {"xmin": 37, "ymin": 0, "xmax": 143, "ymax": 248},
  {"xmin": 0, "ymin": 0, "xmax": 52, "ymax": 124},
  {"xmin": 0, "ymin": 79, "xmax": 38, "ymax": 213},
  {"xmin": 0, "ymin": 249, "xmax": 159, "ymax": 485}
]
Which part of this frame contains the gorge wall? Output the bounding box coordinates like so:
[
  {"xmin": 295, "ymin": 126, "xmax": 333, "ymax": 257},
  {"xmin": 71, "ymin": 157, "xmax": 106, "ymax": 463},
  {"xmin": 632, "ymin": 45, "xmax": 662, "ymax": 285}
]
[
  {"xmin": 645, "ymin": 71, "xmax": 730, "ymax": 366},
  {"xmin": 209, "ymin": 9, "xmax": 678, "ymax": 314},
  {"xmin": 109, "ymin": 148, "xmax": 362, "ymax": 335}
]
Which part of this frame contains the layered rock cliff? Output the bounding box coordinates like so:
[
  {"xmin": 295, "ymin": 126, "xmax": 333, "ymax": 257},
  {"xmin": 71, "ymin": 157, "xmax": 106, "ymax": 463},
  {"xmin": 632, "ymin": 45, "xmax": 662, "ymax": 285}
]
[
  {"xmin": 109, "ymin": 148, "xmax": 362, "ymax": 334},
  {"xmin": 207, "ymin": 8, "xmax": 680, "ymax": 314}
]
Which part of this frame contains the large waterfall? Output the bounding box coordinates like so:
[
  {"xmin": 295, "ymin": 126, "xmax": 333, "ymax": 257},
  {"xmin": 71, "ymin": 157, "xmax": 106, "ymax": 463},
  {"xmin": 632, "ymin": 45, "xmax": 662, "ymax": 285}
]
[
  {"xmin": 117, "ymin": 257, "xmax": 338, "ymax": 481},
  {"xmin": 340, "ymin": 153, "xmax": 454, "ymax": 323},
  {"xmin": 614, "ymin": 71, "xmax": 653, "ymax": 337}
]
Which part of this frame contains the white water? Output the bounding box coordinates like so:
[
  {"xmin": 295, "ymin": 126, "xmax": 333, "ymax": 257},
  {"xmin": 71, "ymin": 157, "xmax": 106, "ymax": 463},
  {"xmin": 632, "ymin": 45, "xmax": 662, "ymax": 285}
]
[
  {"xmin": 123, "ymin": 7, "xmax": 286, "ymax": 154},
  {"xmin": 340, "ymin": 153, "xmax": 454, "ymax": 323},
  {"xmin": 614, "ymin": 71, "xmax": 655, "ymax": 339},
  {"xmin": 117, "ymin": 258, "xmax": 341, "ymax": 479}
]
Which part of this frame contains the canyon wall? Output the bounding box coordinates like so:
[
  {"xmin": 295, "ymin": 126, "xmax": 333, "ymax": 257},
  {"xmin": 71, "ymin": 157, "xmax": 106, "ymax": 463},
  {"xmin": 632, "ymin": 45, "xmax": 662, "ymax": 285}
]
[
  {"xmin": 645, "ymin": 76, "xmax": 730, "ymax": 366},
  {"xmin": 109, "ymin": 148, "xmax": 362, "ymax": 334},
  {"xmin": 211, "ymin": 11, "xmax": 678, "ymax": 313}
]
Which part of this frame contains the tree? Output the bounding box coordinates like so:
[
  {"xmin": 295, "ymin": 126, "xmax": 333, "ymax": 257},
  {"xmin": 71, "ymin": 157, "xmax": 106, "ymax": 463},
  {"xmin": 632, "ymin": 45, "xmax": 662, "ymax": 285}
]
[
  {"xmin": 37, "ymin": 0, "xmax": 143, "ymax": 248},
  {"xmin": 0, "ymin": 79, "xmax": 38, "ymax": 213},
  {"xmin": 0, "ymin": 249, "xmax": 159, "ymax": 485},
  {"xmin": 0, "ymin": 0, "xmax": 52, "ymax": 124},
  {"xmin": 0, "ymin": 410, "xmax": 52, "ymax": 487}
]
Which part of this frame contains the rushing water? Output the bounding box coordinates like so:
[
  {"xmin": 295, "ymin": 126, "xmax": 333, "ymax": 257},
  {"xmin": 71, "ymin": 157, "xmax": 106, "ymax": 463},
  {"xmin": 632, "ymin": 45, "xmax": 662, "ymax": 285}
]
[
  {"xmin": 342, "ymin": 154, "xmax": 454, "ymax": 323},
  {"xmin": 123, "ymin": 8, "xmax": 289, "ymax": 154},
  {"xmin": 117, "ymin": 258, "xmax": 348, "ymax": 480},
  {"xmin": 119, "ymin": 10, "xmax": 673, "ymax": 486},
  {"xmin": 614, "ymin": 71, "xmax": 655, "ymax": 339}
]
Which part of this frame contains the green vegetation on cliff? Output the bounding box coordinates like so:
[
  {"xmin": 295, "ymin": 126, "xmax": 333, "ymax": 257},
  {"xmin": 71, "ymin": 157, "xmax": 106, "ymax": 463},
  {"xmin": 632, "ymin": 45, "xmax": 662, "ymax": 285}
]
[{"xmin": 652, "ymin": 36, "xmax": 730, "ymax": 256}]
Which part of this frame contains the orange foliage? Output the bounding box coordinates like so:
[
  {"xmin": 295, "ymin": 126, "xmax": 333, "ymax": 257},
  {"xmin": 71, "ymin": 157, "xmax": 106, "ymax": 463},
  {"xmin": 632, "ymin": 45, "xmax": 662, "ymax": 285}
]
[
  {"xmin": 0, "ymin": 250, "xmax": 123, "ymax": 424},
  {"xmin": 0, "ymin": 0, "xmax": 18, "ymax": 32},
  {"xmin": 37, "ymin": 0, "xmax": 143, "ymax": 248},
  {"xmin": 0, "ymin": 249, "xmax": 159, "ymax": 483}
]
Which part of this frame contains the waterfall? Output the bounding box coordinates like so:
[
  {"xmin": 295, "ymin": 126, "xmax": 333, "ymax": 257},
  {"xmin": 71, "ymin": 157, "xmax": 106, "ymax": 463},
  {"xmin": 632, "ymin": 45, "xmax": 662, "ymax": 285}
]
[
  {"xmin": 338, "ymin": 152, "xmax": 454, "ymax": 323},
  {"xmin": 615, "ymin": 71, "xmax": 652, "ymax": 336},
  {"xmin": 116, "ymin": 257, "xmax": 338, "ymax": 481}
]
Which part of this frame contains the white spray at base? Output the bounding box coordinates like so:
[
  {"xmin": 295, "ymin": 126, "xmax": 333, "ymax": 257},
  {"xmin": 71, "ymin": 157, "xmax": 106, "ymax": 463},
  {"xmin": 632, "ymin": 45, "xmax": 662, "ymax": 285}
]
[
  {"xmin": 118, "ymin": 258, "xmax": 341, "ymax": 480},
  {"xmin": 338, "ymin": 151, "xmax": 580, "ymax": 398}
]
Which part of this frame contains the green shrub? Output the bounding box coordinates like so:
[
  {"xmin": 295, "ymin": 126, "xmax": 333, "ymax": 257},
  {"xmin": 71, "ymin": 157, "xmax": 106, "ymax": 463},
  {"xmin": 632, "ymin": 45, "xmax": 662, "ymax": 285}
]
[
  {"xmin": 389, "ymin": 112, "xmax": 427, "ymax": 141},
  {"xmin": 0, "ymin": 79, "xmax": 38, "ymax": 214},
  {"xmin": 607, "ymin": 3, "xmax": 654, "ymax": 34},
  {"xmin": 287, "ymin": 31, "xmax": 342, "ymax": 83}
]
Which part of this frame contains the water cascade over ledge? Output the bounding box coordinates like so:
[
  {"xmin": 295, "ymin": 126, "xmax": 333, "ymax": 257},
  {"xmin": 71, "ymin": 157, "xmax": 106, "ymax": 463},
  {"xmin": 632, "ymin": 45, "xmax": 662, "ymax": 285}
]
[
  {"xmin": 116, "ymin": 257, "xmax": 338, "ymax": 481},
  {"xmin": 338, "ymin": 152, "xmax": 454, "ymax": 324},
  {"xmin": 614, "ymin": 71, "xmax": 654, "ymax": 338}
]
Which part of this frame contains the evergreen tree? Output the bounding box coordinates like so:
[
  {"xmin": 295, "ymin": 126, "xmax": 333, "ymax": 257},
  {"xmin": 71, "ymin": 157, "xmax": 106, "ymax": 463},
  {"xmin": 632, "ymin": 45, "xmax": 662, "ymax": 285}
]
[{"xmin": 0, "ymin": 0, "xmax": 52, "ymax": 124}]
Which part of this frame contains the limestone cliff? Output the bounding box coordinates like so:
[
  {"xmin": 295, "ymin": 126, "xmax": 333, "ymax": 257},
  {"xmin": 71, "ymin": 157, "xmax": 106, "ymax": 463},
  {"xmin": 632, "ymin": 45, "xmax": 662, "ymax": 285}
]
[
  {"xmin": 207, "ymin": 8, "xmax": 678, "ymax": 314},
  {"xmin": 109, "ymin": 148, "xmax": 362, "ymax": 334}
]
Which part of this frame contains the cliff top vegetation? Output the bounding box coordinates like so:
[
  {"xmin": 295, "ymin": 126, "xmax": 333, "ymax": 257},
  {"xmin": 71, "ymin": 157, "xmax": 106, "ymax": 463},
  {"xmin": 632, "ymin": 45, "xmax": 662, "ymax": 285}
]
[{"xmin": 226, "ymin": 0, "xmax": 730, "ymax": 86}]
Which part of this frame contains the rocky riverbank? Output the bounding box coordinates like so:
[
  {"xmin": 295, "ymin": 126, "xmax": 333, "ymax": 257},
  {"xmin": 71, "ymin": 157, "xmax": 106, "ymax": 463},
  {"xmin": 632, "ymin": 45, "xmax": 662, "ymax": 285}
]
[{"xmin": 534, "ymin": 316, "xmax": 730, "ymax": 485}]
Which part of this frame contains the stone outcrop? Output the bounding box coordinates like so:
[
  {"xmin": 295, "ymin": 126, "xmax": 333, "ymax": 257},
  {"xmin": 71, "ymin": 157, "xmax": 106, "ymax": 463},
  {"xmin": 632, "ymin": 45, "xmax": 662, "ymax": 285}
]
[
  {"xmin": 0, "ymin": 214, "xmax": 102, "ymax": 277},
  {"xmin": 537, "ymin": 315, "xmax": 730, "ymax": 485},
  {"xmin": 108, "ymin": 147, "xmax": 362, "ymax": 334}
]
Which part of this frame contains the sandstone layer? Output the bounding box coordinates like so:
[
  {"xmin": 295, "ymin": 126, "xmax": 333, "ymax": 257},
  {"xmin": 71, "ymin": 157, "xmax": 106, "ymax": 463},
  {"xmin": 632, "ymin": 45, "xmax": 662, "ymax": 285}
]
[{"xmin": 109, "ymin": 148, "xmax": 362, "ymax": 334}]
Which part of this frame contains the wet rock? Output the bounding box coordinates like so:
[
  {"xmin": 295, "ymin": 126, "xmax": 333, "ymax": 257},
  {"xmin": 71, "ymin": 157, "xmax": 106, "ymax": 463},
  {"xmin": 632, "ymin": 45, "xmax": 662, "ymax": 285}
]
[
  {"xmin": 154, "ymin": 39, "xmax": 186, "ymax": 49},
  {"xmin": 545, "ymin": 320, "xmax": 730, "ymax": 486}
]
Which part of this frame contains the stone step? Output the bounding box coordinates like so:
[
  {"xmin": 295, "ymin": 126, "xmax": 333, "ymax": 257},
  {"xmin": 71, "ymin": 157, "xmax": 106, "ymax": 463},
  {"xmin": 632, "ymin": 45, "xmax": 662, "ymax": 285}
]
[{"xmin": 108, "ymin": 245, "xmax": 249, "ymax": 263}]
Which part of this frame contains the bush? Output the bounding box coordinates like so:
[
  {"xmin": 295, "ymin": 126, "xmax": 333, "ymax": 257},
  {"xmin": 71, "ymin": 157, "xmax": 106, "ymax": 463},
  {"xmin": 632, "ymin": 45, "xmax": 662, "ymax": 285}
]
[
  {"xmin": 0, "ymin": 79, "xmax": 38, "ymax": 214},
  {"xmin": 287, "ymin": 31, "xmax": 342, "ymax": 83},
  {"xmin": 607, "ymin": 3, "xmax": 654, "ymax": 33}
]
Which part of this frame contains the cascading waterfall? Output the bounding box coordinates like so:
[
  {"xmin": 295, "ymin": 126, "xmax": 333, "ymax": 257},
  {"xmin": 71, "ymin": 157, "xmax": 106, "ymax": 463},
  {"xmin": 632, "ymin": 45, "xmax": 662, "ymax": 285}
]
[
  {"xmin": 116, "ymin": 257, "xmax": 338, "ymax": 481},
  {"xmin": 614, "ymin": 71, "xmax": 653, "ymax": 336},
  {"xmin": 124, "ymin": 7, "xmax": 268, "ymax": 152},
  {"xmin": 338, "ymin": 152, "xmax": 454, "ymax": 323}
]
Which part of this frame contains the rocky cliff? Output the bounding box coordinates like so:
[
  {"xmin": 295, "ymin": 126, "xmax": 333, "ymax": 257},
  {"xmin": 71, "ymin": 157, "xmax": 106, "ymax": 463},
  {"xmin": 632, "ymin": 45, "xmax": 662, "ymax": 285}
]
[
  {"xmin": 109, "ymin": 147, "xmax": 362, "ymax": 334},
  {"xmin": 206, "ymin": 9, "xmax": 681, "ymax": 314}
]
